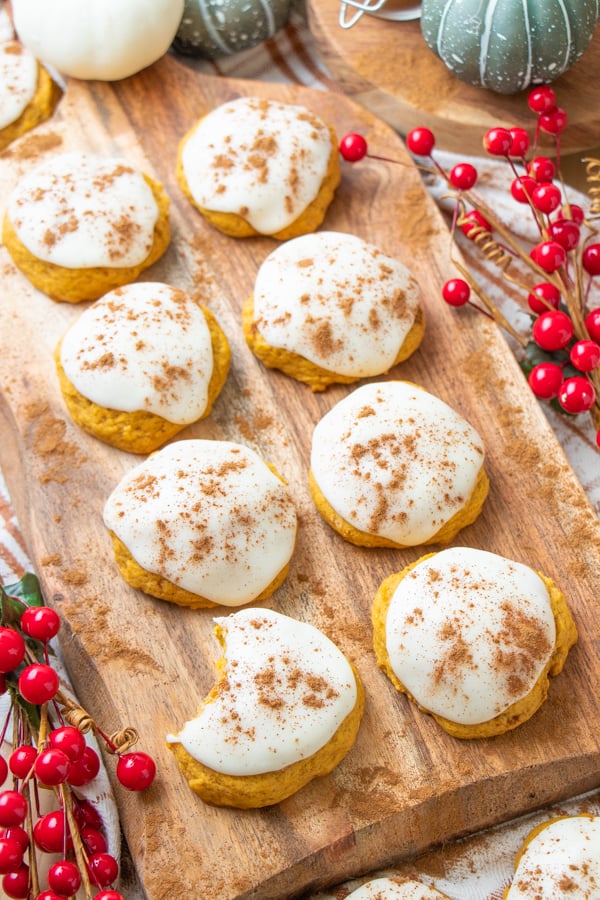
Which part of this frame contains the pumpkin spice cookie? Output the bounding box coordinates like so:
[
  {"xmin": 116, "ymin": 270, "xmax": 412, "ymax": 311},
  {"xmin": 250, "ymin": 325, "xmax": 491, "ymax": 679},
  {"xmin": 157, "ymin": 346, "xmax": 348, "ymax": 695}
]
[
  {"xmin": 372, "ymin": 547, "xmax": 578, "ymax": 739},
  {"xmin": 176, "ymin": 95, "xmax": 340, "ymax": 239},
  {"xmin": 343, "ymin": 877, "xmax": 451, "ymax": 899},
  {"xmin": 3, "ymin": 151, "xmax": 170, "ymax": 302},
  {"xmin": 103, "ymin": 439, "xmax": 298, "ymax": 609},
  {"xmin": 0, "ymin": 40, "xmax": 61, "ymax": 152},
  {"xmin": 243, "ymin": 231, "xmax": 425, "ymax": 391},
  {"xmin": 55, "ymin": 282, "xmax": 230, "ymax": 454},
  {"xmin": 309, "ymin": 380, "xmax": 488, "ymax": 548},
  {"xmin": 503, "ymin": 814, "xmax": 600, "ymax": 898},
  {"xmin": 167, "ymin": 607, "xmax": 365, "ymax": 808}
]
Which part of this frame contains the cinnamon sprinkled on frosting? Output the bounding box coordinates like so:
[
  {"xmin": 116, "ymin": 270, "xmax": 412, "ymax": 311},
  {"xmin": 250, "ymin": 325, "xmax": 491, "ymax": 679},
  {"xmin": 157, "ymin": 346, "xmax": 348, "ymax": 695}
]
[
  {"xmin": 311, "ymin": 382, "xmax": 484, "ymax": 545},
  {"xmin": 166, "ymin": 608, "xmax": 357, "ymax": 775},
  {"xmin": 385, "ymin": 547, "xmax": 556, "ymax": 725},
  {"xmin": 7, "ymin": 152, "xmax": 159, "ymax": 268},
  {"xmin": 103, "ymin": 440, "xmax": 297, "ymax": 606},
  {"xmin": 253, "ymin": 232, "xmax": 421, "ymax": 375},
  {"xmin": 180, "ymin": 96, "xmax": 333, "ymax": 234},
  {"xmin": 0, "ymin": 41, "xmax": 37, "ymax": 131}
]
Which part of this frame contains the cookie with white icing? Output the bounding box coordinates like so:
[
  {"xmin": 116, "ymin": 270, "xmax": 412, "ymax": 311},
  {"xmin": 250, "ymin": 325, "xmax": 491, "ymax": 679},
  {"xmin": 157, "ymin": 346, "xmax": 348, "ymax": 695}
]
[
  {"xmin": 504, "ymin": 815, "xmax": 600, "ymax": 898},
  {"xmin": 167, "ymin": 607, "xmax": 365, "ymax": 808},
  {"xmin": 344, "ymin": 877, "xmax": 451, "ymax": 899},
  {"xmin": 0, "ymin": 40, "xmax": 61, "ymax": 151},
  {"xmin": 103, "ymin": 440, "xmax": 298, "ymax": 608},
  {"xmin": 372, "ymin": 547, "xmax": 578, "ymax": 738},
  {"xmin": 176, "ymin": 96, "xmax": 340, "ymax": 240},
  {"xmin": 309, "ymin": 381, "xmax": 488, "ymax": 548},
  {"xmin": 55, "ymin": 282, "xmax": 230, "ymax": 454},
  {"xmin": 3, "ymin": 151, "xmax": 170, "ymax": 302},
  {"xmin": 243, "ymin": 232, "xmax": 425, "ymax": 391}
]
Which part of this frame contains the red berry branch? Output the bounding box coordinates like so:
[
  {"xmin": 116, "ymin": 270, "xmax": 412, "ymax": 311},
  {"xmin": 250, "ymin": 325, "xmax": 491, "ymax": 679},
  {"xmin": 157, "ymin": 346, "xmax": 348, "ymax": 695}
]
[
  {"xmin": 0, "ymin": 573, "xmax": 156, "ymax": 900},
  {"xmin": 339, "ymin": 85, "xmax": 600, "ymax": 449}
]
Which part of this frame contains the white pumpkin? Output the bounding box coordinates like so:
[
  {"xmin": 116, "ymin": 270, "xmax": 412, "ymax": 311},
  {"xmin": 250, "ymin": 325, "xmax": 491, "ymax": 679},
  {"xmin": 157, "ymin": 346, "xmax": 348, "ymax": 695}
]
[{"xmin": 12, "ymin": 0, "xmax": 185, "ymax": 81}]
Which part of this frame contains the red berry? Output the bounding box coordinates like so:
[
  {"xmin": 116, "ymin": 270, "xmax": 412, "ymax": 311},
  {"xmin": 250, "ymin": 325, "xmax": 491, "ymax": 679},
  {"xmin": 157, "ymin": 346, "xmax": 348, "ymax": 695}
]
[
  {"xmin": 67, "ymin": 746, "xmax": 100, "ymax": 787},
  {"xmin": 570, "ymin": 340, "xmax": 600, "ymax": 372},
  {"xmin": 539, "ymin": 106, "xmax": 568, "ymax": 135},
  {"xmin": 460, "ymin": 209, "xmax": 491, "ymax": 238},
  {"xmin": 34, "ymin": 892, "xmax": 64, "ymax": 900},
  {"xmin": 17, "ymin": 664, "xmax": 59, "ymax": 705},
  {"xmin": 0, "ymin": 757, "xmax": 7, "ymax": 789},
  {"xmin": 33, "ymin": 810, "xmax": 70, "ymax": 854},
  {"xmin": 0, "ymin": 629, "xmax": 25, "ymax": 674},
  {"xmin": 0, "ymin": 828, "xmax": 28, "ymax": 855},
  {"xmin": 528, "ymin": 86, "xmax": 556, "ymax": 113},
  {"xmin": 527, "ymin": 156, "xmax": 555, "ymax": 182},
  {"xmin": 2, "ymin": 864, "xmax": 29, "ymax": 899},
  {"xmin": 74, "ymin": 798, "xmax": 103, "ymax": 829},
  {"xmin": 558, "ymin": 376, "xmax": 596, "ymax": 413},
  {"xmin": 48, "ymin": 859, "xmax": 81, "ymax": 895},
  {"xmin": 449, "ymin": 162, "xmax": 477, "ymax": 190},
  {"xmin": 582, "ymin": 243, "xmax": 600, "ymax": 275},
  {"xmin": 549, "ymin": 219, "xmax": 580, "ymax": 251},
  {"xmin": 93, "ymin": 892, "xmax": 125, "ymax": 900},
  {"xmin": 483, "ymin": 127, "xmax": 512, "ymax": 156},
  {"xmin": 531, "ymin": 182, "xmax": 562, "ymax": 214},
  {"xmin": 34, "ymin": 748, "xmax": 71, "ymax": 786},
  {"xmin": 116, "ymin": 752, "xmax": 156, "ymax": 791},
  {"xmin": 406, "ymin": 127, "xmax": 435, "ymax": 156},
  {"xmin": 562, "ymin": 203, "xmax": 584, "ymax": 225},
  {"xmin": 532, "ymin": 310, "xmax": 574, "ymax": 351},
  {"xmin": 9, "ymin": 746, "xmax": 37, "ymax": 780},
  {"xmin": 530, "ymin": 240, "xmax": 567, "ymax": 273},
  {"xmin": 528, "ymin": 363, "xmax": 564, "ymax": 399},
  {"xmin": 585, "ymin": 308, "xmax": 600, "ymax": 341},
  {"xmin": 527, "ymin": 282, "xmax": 561, "ymax": 314},
  {"xmin": 442, "ymin": 278, "xmax": 470, "ymax": 307},
  {"xmin": 0, "ymin": 793, "xmax": 27, "ymax": 828},
  {"xmin": 511, "ymin": 175, "xmax": 536, "ymax": 204},
  {"xmin": 597, "ymin": 429, "xmax": 600, "ymax": 449},
  {"xmin": 0, "ymin": 838, "xmax": 23, "ymax": 874},
  {"xmin": 49, "ymin": 726, "xmax": 86, "ymax": 764},
  {"xmin": 87, "ymin": 853, "xmax": 119, "ymax": 888},
  {"xmin": 508, "ymin": 127, "xmax": 530, "ymax": 157},
  {"xmin": 81, "ymin": 826, "xmax": 107, "ymax": 855},
  {"xmin": 20, "ymin": 606, "xmax": 60, "ymax": 643},
  {"xmin": 338, "ymin": 133, "xmax": 367, "ymax": 163}
]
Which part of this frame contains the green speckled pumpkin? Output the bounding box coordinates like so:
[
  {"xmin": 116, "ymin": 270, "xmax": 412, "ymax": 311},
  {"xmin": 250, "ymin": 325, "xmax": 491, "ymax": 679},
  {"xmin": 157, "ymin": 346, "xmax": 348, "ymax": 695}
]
[
  {"xmin": 173, "ymin": 0, "xmax": 292, "ymax": 59},
  {"xmin": 421, "ymin": 0, "xmax": 600, "ymax": 94}
]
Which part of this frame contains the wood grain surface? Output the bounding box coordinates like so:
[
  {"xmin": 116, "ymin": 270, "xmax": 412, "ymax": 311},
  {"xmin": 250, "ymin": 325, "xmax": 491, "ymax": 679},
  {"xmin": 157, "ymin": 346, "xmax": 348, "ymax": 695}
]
[
  {"xmin": 1, "ymin": 55, "xmax": 600, "ymax": 900},
  {"xmin": 307, "ymin": 0, "xmax": 600, "ymax": 164}
]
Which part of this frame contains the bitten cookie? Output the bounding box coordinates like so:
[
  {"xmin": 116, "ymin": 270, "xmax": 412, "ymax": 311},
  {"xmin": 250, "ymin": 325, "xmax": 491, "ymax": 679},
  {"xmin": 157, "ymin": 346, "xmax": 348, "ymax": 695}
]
[
  {"xmin": 3, "ymin": 151, "xmax": 170, "ymax": 302},
  {"xmin": 55, "ymin": 282, "xmax": 230, "ymax": 454},
  {"xmin": 503, "ymin": 814, "xmax": 600, "ymax": 898},
  {"xmin": 243, "ymin": 231, "xmax": 425, "ymax": 391},
  {"xmin": 372, "ymin": 547, "xmax": 578, "ymax": 739},
  {"xmin": 0, "ymin": 40, "xmax": 61, "ymax": 151},
  {"xmin": 176, "ymin": 96, "xmax": 340, "ymax": 239},
  {"xmin": 167, "ymin": 607, "xmax": 365, "ymax": 808},
  {"xmin": 309, "ymin": 381, "xmax": 488, "ymax": 548},
  {"xmin": 103, "ymin": 440, "xmax": 298, "ymax": 608}
]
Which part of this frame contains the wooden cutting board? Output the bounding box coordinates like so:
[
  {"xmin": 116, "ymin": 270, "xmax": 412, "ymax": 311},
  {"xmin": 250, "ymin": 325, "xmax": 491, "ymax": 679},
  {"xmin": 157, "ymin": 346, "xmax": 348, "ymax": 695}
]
[
  {"xmin": 307, "ymin": 0, "xmax": 600, "ymax": 166},
  {"xmin": 1, "ymin": 54, "xmax": 600, "ymax": 900}
]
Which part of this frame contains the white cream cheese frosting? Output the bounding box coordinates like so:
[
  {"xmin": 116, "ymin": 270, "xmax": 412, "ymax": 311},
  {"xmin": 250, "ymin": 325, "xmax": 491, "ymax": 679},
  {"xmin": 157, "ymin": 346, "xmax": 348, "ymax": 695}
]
[
  {"xmin": 7, "ymin": 152, "xmax": 159, "ymax": 268},
  {"xmin": 346, "ymin": 878, "xmax": 449, "ymax": 899},
  {"xmin": 310, "ymin": 381, "xmax": 485, "ymax": 545},
  {"xmin": 385, "ymin": 547, "xmax": 556, "ymax": 725},
  {"xmin": 253, "ymin": 231, "xmax": 421, "ymax": 375},
  {"xmin": 180, "ymin": 96, "xmax": 333, "ymax": 234},
  {"xmin": 506, "ymin": 816, "xmax": 600, "ymax": 898},
  {"xmin": 103, "ymin": 440, "xmax": 297, "ymax": 606},
  {"xmin": 59, "ymin": 282, "xmax": 214, "ymax": 423},
  {"xmin": 166, "ymin": 608, "xmax": 358, "ymax": 776},
  {"xmin": 0, "ymin": 41, "xmax": 38, "ymax": 130}
]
